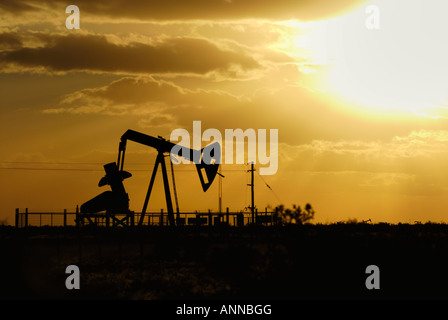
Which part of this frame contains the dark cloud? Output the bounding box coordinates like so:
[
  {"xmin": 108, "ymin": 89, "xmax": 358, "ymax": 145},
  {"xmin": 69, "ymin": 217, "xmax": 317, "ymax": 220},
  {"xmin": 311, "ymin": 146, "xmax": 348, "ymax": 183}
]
[
  {"xmin": 45, "ymin": 76, "xmax": 244, "ymax": 117},
  {"xmin": 1, "ymin": 34, "xmax": 260, "ymax": 75},
  {"xmin": 0, "ymin": 0, "xmax": 38, "ymax": 13},
  {"xmin": 2, "ymin": 0, "xmax": 365, "ymax": 21},
  {"xmin": 0, "ymin": 32, "xmax": 23, "ymax": 49},
  {"xmin": 46, "ymin": 76, "xmax": 399, "ymax": 145}
]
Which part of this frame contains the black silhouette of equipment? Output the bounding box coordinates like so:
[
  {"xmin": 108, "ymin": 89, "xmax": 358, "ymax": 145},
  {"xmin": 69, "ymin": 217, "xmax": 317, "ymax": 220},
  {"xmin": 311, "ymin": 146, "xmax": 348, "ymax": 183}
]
[
  {"xmin": 80, "ymin": 162, "xmax": 131, "ymax": 215},
  {"xmin": 80, "ymin": 129, "xmax": 221, "ymax": 227}
]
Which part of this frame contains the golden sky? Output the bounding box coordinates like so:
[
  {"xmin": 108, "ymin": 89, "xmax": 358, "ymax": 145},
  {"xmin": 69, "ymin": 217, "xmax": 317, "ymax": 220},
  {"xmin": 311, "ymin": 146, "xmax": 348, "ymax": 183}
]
[{"xmin": 2, "ymin": 0, "xmax": 448, "ymax": 225}]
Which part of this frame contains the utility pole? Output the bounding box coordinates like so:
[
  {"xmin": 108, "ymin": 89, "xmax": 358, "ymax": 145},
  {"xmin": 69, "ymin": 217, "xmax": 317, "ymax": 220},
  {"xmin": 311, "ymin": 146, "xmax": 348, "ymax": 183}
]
[
  {"xmin": 247, "ymin": 162, "xmax": 255, "ymax": 223},
  {"xmin": 218, "ymin": 165, "xmax": 222, "ymax": 214}
]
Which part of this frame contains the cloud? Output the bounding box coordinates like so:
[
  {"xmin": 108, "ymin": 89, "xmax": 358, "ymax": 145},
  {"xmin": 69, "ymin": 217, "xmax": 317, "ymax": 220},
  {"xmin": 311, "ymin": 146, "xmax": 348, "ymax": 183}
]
[
  {"xmin": 0, "ymin": 31, "xmax": 23, "ymax": 49},
  {"xmin": 43, "ymin": 75, "xmax": 337, "ymax": 132},
  {"xmin": 269, "ymin": 130, "xmax": 448, "ymax": 199},
  {"xmin": 43, "ymin": 77, "xmax": 255, "ymax": 138},
  {"xmin": 43, "ymin": 74, "xmax": 425, "ymax": 147},
  {"xmin": 138, "ymin": 113, "xmax": 178, "ymax": 129},
  {"xmin": 1, "ymin": 33, "xmax": 260, "ymax": 75},
  {"xmin": 279, "ymin": 130, "xmax": 448, "ymax": 175},
  {"xmin": 0, "ymin": 0, "xmax": 38, "ymax": 13},
  {"xmin": 1, "ymin": 0, "xmax": 366, "ymax": 22},
  {"xmin": 319, "ymin": 130, "xmax": 448, "ymax": 158},
  {"xmin": 46, "ymin": 75, "xmax": 246, "ymax": 111}
]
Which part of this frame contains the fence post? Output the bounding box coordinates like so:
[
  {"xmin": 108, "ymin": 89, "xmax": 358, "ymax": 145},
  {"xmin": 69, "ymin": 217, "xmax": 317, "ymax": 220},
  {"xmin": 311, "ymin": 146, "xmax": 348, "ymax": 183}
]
[
  {"xmin": 15, "ymin": 208, "xmax": 19, "ymax": 228},
  {"xmin": 226, "ymin": 207, "xmax": 229, "ymax": 225},
  {"xmin": 75, "ymin": 205, "xmax": 80, "ymax": 227},
  {"xmin": 25, "ymin": 208, "xmax": 28, "ymax": 227},
  {"xmin": 64, "ymin": 209, "xmax": 67, "ymax": 227},
  {"xmin": 237, "ymin": 213, "xmax": 244, "ymax": 227},
  {"xmin": 160, "ymin": 209, "xmax": 164, "ymax": 226},
  {"xmin": 208, "ymin": 209, "xmax": 212, "ymax": 227},
  {"xmin": 272, "ymin": 207, "xmax": 278, "ymax": 225}
]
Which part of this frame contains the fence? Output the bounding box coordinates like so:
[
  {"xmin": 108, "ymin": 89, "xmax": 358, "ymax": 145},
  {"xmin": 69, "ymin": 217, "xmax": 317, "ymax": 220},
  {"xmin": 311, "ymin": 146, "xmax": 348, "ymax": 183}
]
[{"xmin": 15, "ymin": 207, "xmax": 279, "ymax": 228}]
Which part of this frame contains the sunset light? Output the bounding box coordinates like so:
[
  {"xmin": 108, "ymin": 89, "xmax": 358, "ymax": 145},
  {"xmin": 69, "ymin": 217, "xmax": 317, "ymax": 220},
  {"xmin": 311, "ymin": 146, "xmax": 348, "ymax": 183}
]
[{"xmin": 301, "ymin": 0, "xmax": 448, "ymax": 118}]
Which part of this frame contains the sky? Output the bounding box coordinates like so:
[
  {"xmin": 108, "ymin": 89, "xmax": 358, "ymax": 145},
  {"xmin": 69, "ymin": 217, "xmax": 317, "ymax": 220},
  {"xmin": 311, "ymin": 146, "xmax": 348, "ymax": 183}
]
[{"xmin": 2, "ymin": 0, "xmax": 448, "ymax": 225}]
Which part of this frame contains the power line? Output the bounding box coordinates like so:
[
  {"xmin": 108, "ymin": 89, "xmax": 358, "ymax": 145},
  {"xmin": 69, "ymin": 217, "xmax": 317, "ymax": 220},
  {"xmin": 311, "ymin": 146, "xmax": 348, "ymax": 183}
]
[
  {"xmin": 0, "ymin": 166, "xmax": 247, "ymax": 172},
  {"xmin": 0, "ymin": 167, "xmax": 104, "ymax": 172},
  {"xmin": 0, "ymin": 161, "xmax": 155, "ymax": 165},
  {"xmin": 0, "ymin": 160, "xmax": 252, "ymax": 166},
  {"xmin": 256, "ymin": 170, "xmax": 283, "ymax": 204},
  {"xmin": 0, "ymin": 161, "xmax": 249, "ymax": 171}
]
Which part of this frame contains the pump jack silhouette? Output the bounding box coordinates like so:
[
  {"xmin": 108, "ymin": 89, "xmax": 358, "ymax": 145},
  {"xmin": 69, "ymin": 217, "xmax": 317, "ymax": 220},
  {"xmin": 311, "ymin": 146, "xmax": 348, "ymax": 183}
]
[{"xmin": 80, "ymin": 129, "xmax": 221, "ymax": 227}]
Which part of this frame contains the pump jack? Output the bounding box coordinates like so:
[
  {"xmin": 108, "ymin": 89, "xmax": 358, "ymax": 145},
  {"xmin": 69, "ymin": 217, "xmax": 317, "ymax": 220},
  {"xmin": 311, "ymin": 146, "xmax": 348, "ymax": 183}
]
[{"xmin": 80, "ymin": 129, "xmax": 221, "ymax": 227}]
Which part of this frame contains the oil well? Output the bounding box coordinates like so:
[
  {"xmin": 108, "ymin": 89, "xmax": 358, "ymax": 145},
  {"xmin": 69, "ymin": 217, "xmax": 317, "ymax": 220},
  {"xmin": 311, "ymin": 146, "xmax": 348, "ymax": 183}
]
[{"xmin": 15, "ymin": 129, "xmax": 280, "ymax": 228}]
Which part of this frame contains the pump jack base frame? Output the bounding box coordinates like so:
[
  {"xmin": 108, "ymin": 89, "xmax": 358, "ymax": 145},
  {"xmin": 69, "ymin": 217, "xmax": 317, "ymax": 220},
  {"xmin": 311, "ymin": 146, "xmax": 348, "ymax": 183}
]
[{"xmin": 76, "ymin": 211, "xmax": 135, "ymax": 227}]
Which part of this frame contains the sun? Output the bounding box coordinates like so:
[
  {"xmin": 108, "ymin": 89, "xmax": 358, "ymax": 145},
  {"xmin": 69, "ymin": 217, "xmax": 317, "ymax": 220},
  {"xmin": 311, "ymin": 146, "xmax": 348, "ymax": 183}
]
[{"xmin": 289, "ymin": 0, "xmax": 448, "ymax": 119}]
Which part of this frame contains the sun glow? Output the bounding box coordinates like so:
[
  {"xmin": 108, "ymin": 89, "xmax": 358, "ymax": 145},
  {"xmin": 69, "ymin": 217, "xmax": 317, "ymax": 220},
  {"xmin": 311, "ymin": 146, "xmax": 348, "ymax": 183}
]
[{"xmin": 287, "ymin": 0, "xmax": 448, "ymax": 118}]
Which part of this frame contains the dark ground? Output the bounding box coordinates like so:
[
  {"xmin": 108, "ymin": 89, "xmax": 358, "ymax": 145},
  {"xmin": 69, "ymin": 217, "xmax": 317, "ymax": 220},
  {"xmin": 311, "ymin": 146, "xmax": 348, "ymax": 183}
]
[{"xmin": 1, "ymin": 223, "xmax": 448, "ymax": 300}]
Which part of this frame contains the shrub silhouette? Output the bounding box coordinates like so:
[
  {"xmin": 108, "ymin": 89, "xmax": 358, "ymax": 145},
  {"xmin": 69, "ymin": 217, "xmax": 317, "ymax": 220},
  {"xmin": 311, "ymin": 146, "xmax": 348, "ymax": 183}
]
[{"xmin": 275, "ymin": 203, "xmax": 315, "ymax": 225}]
